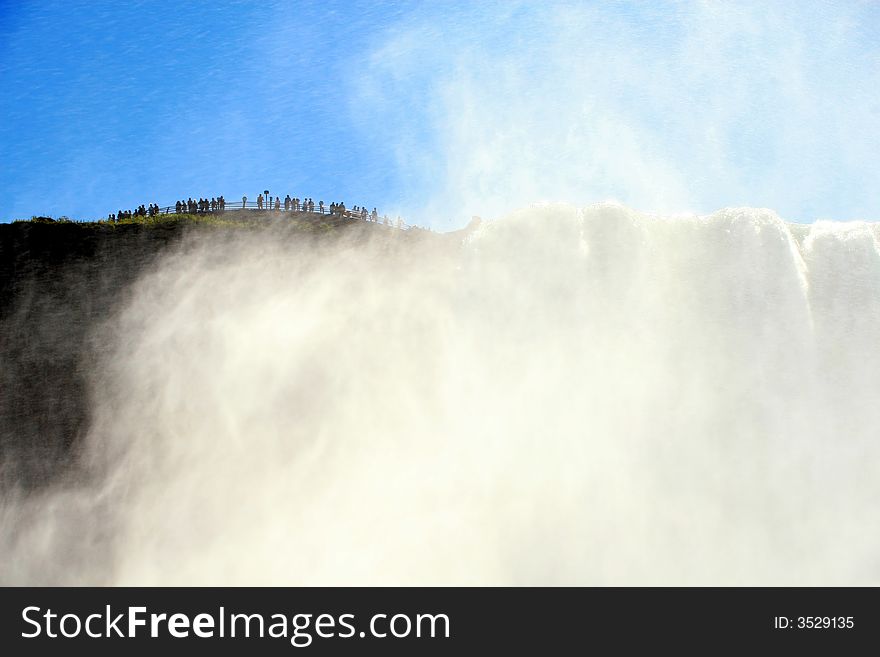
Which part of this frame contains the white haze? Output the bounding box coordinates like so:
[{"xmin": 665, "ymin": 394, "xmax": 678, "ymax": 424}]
[
  {"xmin": 351, "ymin": 1, "xmax": 880, "ymax": 228},
  {"xmin": 2, "ymin": 204, "xmax": 880, "ymax": 585}
]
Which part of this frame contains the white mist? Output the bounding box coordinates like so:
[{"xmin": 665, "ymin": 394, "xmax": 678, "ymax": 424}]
[{"xmin": 3, "ymin": 203, "xmax": 879, "ymax": 585}]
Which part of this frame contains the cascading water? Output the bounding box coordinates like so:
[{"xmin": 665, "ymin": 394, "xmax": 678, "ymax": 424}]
[{"xmin": 2, "ymin": 203, "xmax": 879, "ymax": 585}]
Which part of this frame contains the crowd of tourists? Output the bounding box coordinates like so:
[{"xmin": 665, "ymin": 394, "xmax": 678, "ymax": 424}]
[
  {"xmin": 245, "ymin": 193, "xmax": 399, "ymax": 226},
  {"xmin": 106, "ymin": 204, "xmax": 162, "ymax": 222},
  {"xmin": 106, "ymin": 192, "xmax": 404, "ymax": 228},
  {"xmin": 175, "ymin": 196, "xmax": 227, "ymax": 214}
]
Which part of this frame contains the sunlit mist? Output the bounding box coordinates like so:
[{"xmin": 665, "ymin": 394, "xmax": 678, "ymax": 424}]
[{"xmin": 2, "ymin": 204, "xmax": 879, "ymax": 585}]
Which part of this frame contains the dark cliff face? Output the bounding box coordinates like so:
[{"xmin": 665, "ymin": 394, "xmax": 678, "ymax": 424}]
[
  {"xmin": 0, "ymin": 223, "xmax": 185, "ymax": 490},
  {"xmin": 0, "ymin": 218, "xmax": 448, "ymax": 492}
]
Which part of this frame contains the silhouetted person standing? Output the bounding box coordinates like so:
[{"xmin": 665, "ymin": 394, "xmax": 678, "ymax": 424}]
[{"xmin": 242, "ymin": 195, "xmax": 247, "ymax": 209}]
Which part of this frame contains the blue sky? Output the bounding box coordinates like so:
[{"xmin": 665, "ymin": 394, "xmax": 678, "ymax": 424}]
[{"xmin": 2, "ymin": 1, "xmax": 879, "ymax": 227}]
